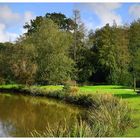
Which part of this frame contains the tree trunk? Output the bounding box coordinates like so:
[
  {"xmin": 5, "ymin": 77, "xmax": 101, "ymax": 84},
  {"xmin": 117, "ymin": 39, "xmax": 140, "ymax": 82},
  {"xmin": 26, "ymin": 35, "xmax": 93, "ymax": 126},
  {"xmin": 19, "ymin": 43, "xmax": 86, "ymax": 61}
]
[{"xmin": 133, "ymin": 75, "xmax": 136, "ymax": 92}]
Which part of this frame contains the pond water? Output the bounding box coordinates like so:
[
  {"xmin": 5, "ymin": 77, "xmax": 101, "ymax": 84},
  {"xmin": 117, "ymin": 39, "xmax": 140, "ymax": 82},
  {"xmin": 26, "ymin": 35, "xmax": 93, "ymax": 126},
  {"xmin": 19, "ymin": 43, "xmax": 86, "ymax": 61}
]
[{"xmin": 0, "ymin": 93, "xmax": 81, "ymax": 137}]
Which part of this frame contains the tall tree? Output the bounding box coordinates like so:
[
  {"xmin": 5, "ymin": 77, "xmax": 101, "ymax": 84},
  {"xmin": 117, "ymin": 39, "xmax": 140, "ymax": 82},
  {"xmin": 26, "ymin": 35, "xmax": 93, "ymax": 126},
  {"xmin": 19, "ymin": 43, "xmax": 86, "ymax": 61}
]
[
  {"xmin": 89, "ymin": 24, "xmax": 130, "ymax": 84},
  {"xmin": 70, "ymin": 10, "xmax": 93, "ymax": 82},
  {"xmin": 129, "ymin": 19, "xmax": 140, "ymax": 90},
  {"xmin": 26, "ymin": 19, "xmax": 74, "ymax": 84},
  {"xmin": 133, "ymin": 48, "xmax": 140, "ymax": 89}
]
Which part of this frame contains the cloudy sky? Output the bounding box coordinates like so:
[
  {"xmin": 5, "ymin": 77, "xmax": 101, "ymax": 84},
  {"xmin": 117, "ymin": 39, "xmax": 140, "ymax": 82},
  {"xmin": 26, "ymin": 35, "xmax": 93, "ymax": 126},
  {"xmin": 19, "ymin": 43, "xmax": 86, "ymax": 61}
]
[{"xmin": 0, "ymin": 3, "xmax": 140, "ymax": 42}]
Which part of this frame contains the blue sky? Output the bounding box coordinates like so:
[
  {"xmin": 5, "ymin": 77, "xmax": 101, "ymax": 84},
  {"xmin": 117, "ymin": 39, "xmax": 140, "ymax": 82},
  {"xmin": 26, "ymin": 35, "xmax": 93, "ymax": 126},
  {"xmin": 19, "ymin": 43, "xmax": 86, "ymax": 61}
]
[{"xmin": 0, "ymin": 3, "xmax": 140, "ymax": 42}]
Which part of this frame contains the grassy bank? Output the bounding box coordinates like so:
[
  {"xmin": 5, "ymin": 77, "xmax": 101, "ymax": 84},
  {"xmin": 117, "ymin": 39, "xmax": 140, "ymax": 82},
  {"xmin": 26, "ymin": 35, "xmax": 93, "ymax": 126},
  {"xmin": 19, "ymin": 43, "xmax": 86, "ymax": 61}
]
[
  {"xmin": 0, "ymin": 84, "xmax": 138, "ymax": 137},
  {"xmin": 0, "ymin": 85, "xmax": 94, "ymax": 108},
  {"xmin": 79, "ymin": 85, "xmax": 140, "ymax": 137}
]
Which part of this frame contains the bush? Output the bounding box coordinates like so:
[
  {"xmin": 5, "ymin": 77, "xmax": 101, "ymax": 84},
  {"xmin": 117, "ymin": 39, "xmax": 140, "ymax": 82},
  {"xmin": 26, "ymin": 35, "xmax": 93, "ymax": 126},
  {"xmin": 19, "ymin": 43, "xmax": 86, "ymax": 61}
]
[
  {"xmin": 64, "ymin": 80, "xmax": 77, "ymax": 86},
  {"xmin": 63, "ymin": 84, "xmax": 79, "ymax": 95},
  {"xmin": 69, "ymin": 86, "xmax": 79, "ymax": 94},
  {"xmin": 0, "ymin": 77, "xmax": 5, "ymax": 84},
  {"xmin": 62, "ymin": 84, "xmax": 71, "ymax": 93}
]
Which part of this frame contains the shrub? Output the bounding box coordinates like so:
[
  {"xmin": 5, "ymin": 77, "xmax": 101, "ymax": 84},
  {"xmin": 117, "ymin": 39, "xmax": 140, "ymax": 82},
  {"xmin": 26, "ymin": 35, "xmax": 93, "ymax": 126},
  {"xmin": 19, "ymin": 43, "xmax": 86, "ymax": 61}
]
[
  {"xmin": 62, "ymin": 84, "xmax": 71, "ymax": 93},
  {"xmin": 0, "ymin": 77, "xmax": 5, "ymax": 84},
  {"xmin": 64, "ymin": 80, "xmax": 77, "ymax": 86},
  {"xmin": 69, "ymin": 86, "xmax": 79, "ymax": 94},
  {"xmin": 63, "ymin": 84, "xmax": 79, "ymax": 95}
]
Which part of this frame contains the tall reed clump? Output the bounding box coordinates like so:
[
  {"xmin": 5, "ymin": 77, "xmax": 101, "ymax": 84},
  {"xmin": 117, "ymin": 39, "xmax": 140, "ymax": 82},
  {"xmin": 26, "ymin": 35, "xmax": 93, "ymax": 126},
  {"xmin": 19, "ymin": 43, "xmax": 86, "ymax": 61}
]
[
  {"xmin": 30, "ymin": 94, "xmax": 132, "ymax": 137},
  {"xmin": 84, "ymin": 94, "xmax": 132, "ymax": 137}
]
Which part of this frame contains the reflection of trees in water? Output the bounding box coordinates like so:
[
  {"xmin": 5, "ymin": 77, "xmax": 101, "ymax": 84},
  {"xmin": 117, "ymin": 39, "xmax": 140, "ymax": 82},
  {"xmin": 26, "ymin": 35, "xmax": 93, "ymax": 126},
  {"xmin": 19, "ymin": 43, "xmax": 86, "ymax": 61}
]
[{"xmin": 0, "ymin": 94, "xmax": 79, "ymax": 137}]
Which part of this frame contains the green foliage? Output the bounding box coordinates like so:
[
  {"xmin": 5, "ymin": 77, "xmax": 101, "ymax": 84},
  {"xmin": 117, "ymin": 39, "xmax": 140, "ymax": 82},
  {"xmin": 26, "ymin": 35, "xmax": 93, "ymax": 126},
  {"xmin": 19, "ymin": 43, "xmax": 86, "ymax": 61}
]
[
  {"xmin": 89, "ymin": 24, "xmax": 130, "ymax": 85},
  {"xmin": 0, "ymin": 17, "xmax": 75, "ymax": 85},
  {"xmin": 0, "ymin": 43, "xmax": 15, "ymax": 84},
  {"xmin": 62, "ymin": 84, "xmax": 71, "ymax": 93},
  {"xmin": 0, "ymin": 11, "xmax": 140, "ymax": 87},
  {"xmin": 24, "ymin": 12, "xmax": 75, "ymax": 35},
  {"xmin": 28, "ymin": 19, "xmax": 74, "ymax": 84},
  {"xmin": 129, "ymin": 19, "xmax": 140, "ymax": 88},
  {"xmin": 134, "ymin": 48, "xmax": 140, "ymax": 77},
  {"xmin": 10, "ymin": 42, "xmax": 37, "ymax": 85}
]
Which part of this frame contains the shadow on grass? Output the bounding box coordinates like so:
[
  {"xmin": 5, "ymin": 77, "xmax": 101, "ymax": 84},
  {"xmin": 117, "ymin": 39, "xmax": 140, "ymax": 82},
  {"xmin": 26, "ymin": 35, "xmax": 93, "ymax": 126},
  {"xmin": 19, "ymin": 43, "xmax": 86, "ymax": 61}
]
[{"xmin": 114, "ymin": 93, "xmax": 140, "ymax": 99}]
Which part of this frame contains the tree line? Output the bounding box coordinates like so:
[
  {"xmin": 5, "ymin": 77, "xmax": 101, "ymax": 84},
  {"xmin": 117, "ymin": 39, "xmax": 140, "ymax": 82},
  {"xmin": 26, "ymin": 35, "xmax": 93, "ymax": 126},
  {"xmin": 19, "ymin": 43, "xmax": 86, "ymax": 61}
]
[{"xmin": 0, "ymin": 10, "xmax": 140, "ymax": 89}]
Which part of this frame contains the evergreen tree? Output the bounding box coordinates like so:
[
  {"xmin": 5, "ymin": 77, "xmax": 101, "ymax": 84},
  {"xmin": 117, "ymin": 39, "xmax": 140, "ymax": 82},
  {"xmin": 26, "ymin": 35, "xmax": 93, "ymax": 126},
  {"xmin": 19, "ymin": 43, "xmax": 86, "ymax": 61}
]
[{"xmin": 129, "ymin": 19, "xmax": 140, "ymax": 90}]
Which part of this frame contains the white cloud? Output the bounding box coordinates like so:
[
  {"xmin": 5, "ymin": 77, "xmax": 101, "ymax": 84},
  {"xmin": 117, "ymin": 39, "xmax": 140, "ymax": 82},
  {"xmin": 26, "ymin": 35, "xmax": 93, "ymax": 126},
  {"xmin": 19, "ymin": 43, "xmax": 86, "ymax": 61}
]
[
  {"xmin": 78, "ymin": 3, "xmax": 122, "ymax": 27},
  {"xmin": 0, "ymin": 23, "xmax": 7, "ymax": 42},
  {"xmin": 129, "ymin": 4, "xmax": 140, "ymax": 19},
  {"xmin": 0, "ymin": 23, "xmax": 19, "ymax": 42},
  {"xmin": 24, "ymin": 11, "xmax": 35, "ymax": 23},
  {"xmin": 0, "ymin": 5, "xmax": 20, "ymax": 27},
  {"xmin": 0, "ymin": 5, "xmax": 35, "ymax": 43},
  {"xmin": 84, "ymin": 20, "xmax": 95, "ymax": 31}
]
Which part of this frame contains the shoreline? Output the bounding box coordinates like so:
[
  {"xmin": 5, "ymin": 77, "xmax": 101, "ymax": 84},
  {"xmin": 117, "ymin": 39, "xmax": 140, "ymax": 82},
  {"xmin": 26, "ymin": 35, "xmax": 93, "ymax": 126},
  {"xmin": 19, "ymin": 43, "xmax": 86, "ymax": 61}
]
[{"xmin": 0, "ymin": 86, "xmax": 94, "ymax": 108}]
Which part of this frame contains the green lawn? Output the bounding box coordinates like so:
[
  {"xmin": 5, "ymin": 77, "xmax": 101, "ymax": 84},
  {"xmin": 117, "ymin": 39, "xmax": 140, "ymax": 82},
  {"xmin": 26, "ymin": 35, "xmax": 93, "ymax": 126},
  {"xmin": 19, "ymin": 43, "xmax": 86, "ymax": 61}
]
[{"xmin": 0, "ymin": 84, "xmax": 140, "ymax": 137}]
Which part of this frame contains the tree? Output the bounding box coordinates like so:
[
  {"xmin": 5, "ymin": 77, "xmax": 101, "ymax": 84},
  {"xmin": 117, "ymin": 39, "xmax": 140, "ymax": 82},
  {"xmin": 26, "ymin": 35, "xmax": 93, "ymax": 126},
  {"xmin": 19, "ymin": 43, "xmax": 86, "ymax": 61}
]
[
  {"xmin": 10, "ymin": 40, "xmax": 37, "ymax": 85},
  {"xmin": 129, "ymin": 19, "xmax": 140, "ymax": 90},
  {"xmin": 70, "ymin": 10, "xmax": 94, "ymax": 82},
  {"xmin": 72, "ymin": 10, "xmax": 85, "ymax": 61},
  {"xmin": 24, "ymin": 16, "xmax": 44, "ymax": 36},
  {"xmin": 133, "ymin": 48, "xmax": 140, "ymax": 90},
  {"xmin": 89, "ymin": 24, "xmax": 115, "ymax": 83},
  {"xmin": 26, "ymin": 19, "xmax": 74, "ymax": 84},
  {"xmin": 112, "ymin": 25, "xmax": 130, "ymax": 85},
  {"xmin": 0, "ymin": 42, "xmax": 15, "ymax": 84},
  {"xmin": 89, "ymin": 24, "xmax": 130, "ymax": 84},
  {"xmin": 24, "ymin": 13, "xmax": 75, "ymax": 36},
  {"xmin": 45, "ymin": 12, "xmax": 75, "ymax": 31}
]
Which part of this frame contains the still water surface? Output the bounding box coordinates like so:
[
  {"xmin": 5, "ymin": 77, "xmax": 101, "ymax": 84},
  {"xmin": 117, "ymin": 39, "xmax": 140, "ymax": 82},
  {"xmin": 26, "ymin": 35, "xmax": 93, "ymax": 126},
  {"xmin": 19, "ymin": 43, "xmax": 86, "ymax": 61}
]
[{"xmin": 0, "ymin": 93, "xmax": 81, "ymax": 137}]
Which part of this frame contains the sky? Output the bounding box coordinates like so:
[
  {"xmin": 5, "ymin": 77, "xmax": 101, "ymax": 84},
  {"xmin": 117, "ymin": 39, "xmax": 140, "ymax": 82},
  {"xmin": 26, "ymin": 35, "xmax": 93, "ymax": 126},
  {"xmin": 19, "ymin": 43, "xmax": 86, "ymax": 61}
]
[{"xmin": 0, "ymin": 2, "xmax": 140, "ymax": 42}]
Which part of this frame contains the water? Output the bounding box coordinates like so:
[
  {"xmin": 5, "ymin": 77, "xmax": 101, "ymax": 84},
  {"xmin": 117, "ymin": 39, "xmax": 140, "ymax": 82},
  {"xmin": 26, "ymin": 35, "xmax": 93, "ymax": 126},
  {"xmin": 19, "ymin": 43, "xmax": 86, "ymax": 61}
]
[{"xmin": 0, "ymin": 93, "xmax": 81, "ymax": 137}]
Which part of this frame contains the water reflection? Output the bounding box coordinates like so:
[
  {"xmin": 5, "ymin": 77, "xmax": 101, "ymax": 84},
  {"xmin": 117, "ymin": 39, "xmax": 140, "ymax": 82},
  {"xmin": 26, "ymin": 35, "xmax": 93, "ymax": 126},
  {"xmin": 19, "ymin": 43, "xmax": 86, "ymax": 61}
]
[{"xmin": 0, "ymin": 93, "xmax": 80, "ymax": 137}]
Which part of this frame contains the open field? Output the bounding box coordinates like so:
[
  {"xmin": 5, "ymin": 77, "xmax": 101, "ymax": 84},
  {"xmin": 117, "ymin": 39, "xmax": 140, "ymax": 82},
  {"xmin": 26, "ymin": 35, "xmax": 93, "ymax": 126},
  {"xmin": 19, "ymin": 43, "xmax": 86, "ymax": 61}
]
[{"xmin": 0, "ymin": 84, "xmax": 140, "ymax": 137}]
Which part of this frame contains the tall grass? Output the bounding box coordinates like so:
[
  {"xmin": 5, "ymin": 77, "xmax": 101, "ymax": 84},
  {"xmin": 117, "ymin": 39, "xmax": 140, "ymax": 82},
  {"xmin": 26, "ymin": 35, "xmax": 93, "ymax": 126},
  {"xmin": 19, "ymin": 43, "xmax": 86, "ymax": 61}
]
[
  {"xmin": 85, "ymin": 94, "xmax": 132, "ymax": 137},
  {"xmin": 30, "ymin": 119, "xmax": 92, "ymax": 137}
]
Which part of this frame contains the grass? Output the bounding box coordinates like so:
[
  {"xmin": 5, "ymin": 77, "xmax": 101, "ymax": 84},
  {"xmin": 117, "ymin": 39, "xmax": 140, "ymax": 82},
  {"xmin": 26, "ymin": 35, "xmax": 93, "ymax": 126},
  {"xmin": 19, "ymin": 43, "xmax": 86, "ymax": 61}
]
[
  {"xmin": 30, "ymin": 118, "xmax": 93, "ymax": 137},
  {"xmin": 80, "ymin": 85, "xmax": 140, "ymax": 137},
  {"xmin": 38, "ymin": 85, "xmax": 63, "ymax": 92},
  {"xmin": 0, "ymin": 84, "xmax": 20, "ymax": 89},
  {"xmin": 0, "ymin": 84, "xmax": 139, "ymax": 137}
]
